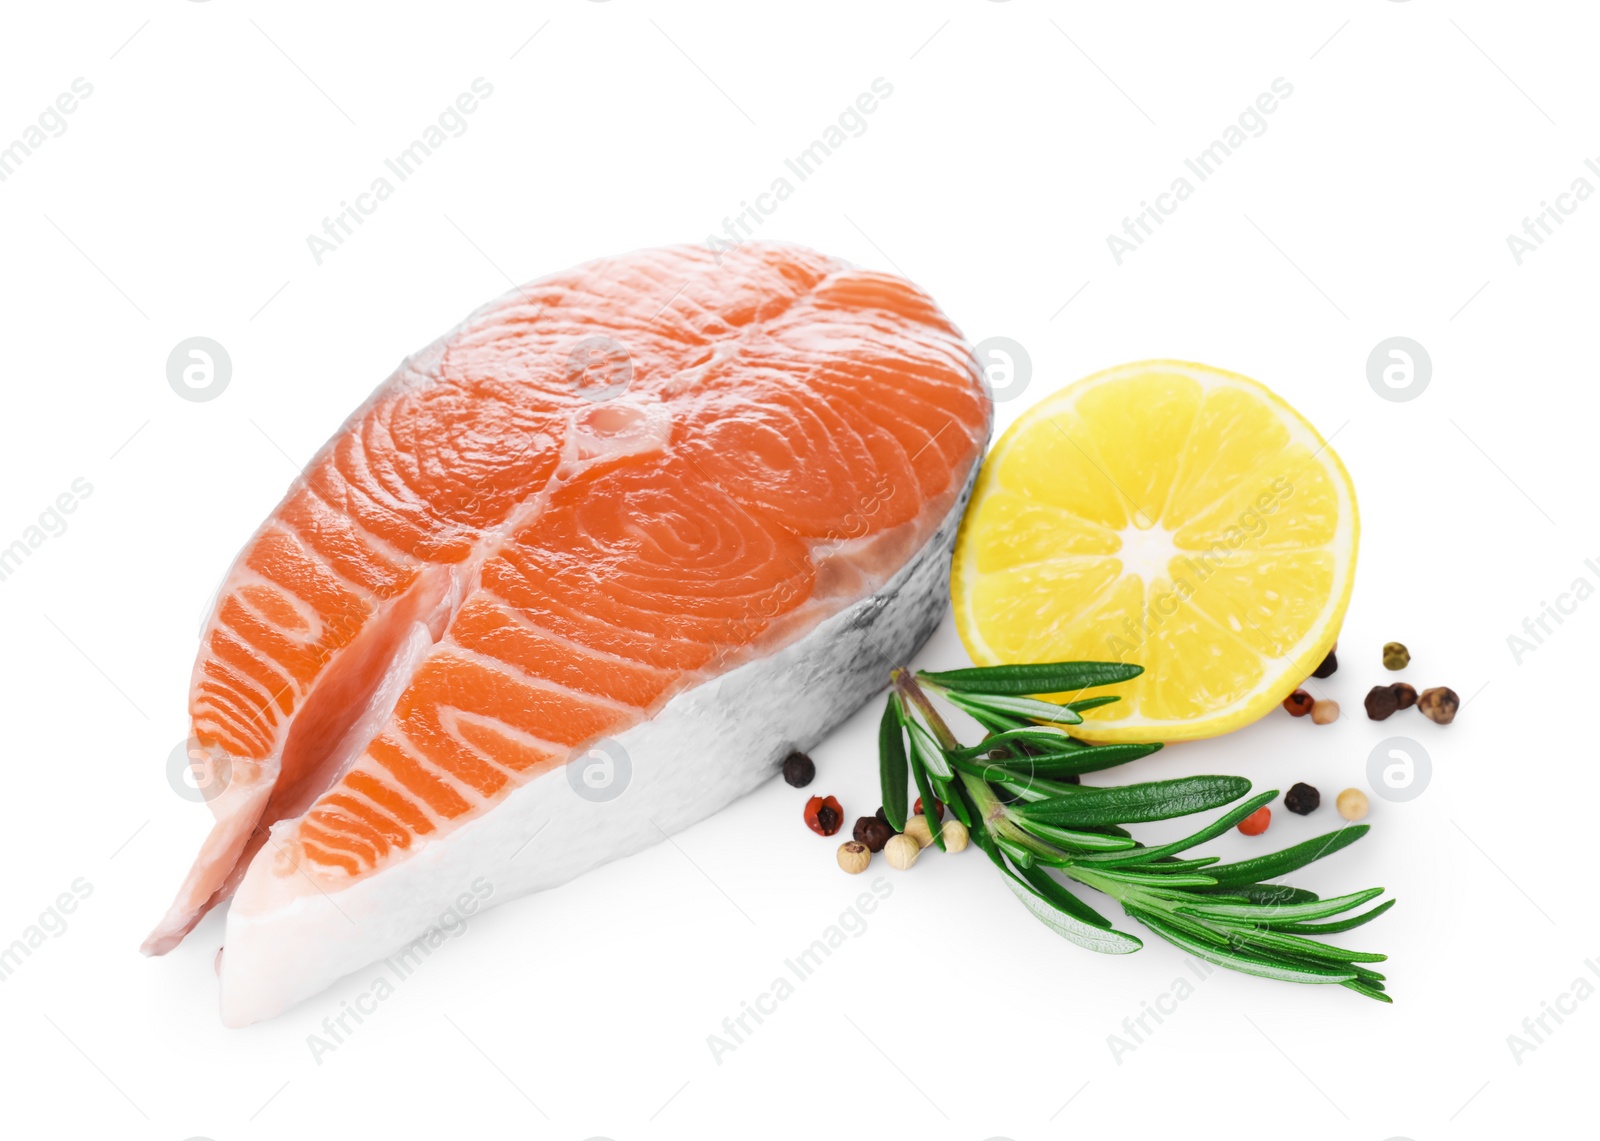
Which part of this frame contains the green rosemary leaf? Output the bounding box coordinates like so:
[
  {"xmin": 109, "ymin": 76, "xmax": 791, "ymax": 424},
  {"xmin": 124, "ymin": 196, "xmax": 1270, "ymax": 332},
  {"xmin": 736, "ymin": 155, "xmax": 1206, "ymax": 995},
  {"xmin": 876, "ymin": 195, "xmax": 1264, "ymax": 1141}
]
[
  {"xmin": 1270, "ymin": 898, "xmax": 1397, "ymax": 936},
  {"xmin": 1021, "ymin": 819, "xmax": 1140, "ymax": 852},
  {"xmin": 1341, "ymin": 977, "xmax": 1393, "ymax": 1003},
  {"xmin": 944, "ymin": 691, "xmax": 1084, "ymax": 726},
  {"xmin": 968, "ymin": 742, "xmax": 1165, "ymax": 777},
  {"xmin": 984, "ymin": 771, "xmax": 1084, "ymax": 803},
  {"xmin": 905, "ymin": 716, "xmax": 953, "ymax": 781},
  {"xmin": 907, "ymin": 734, "xmax": 946, "ymax": 852},
  {"xmin": 966, "ymin": 811, "xmax": 1007, "ymax": 869},
  {"xmin": 1040, "ymin": 741, "xmax": 1163, "ymax": 771},
  {"xmin": 944, "ymin": 779, "xmax": 975, "ymax": 829},
  {"xmin": 1016, "ymin": 775, "xmax": 1252, "ymax": 828},
  {"xmin": 1133, "ymin": 856, "xmax": 1221, "ymax": 873},
  {"xmin": 1080, "ymin": 866, "xmax": 1220, "ymax": 888},
  {"xmin": 1123, "ymin": 901, "xmax": 1242, "ymax": 949},
  {"xmin": 1204, "ymin": 825, "xmax": 1369, "ymax": 888},
  {"xmin": 1127, "ymin": 908, "xmax": 1358, "ymax": 985},
  {"xmin": 1194, "ymin": 883, "xmax": 1320, "ymax": 906},
  {"xmin": 966, "ymin": 707, "xmax": 1029, "ymax": 735},
  {"xmin": 920, "ymin": 661, "xmax": 1143, "ymax": 696},
  {"xmin": 972, "ymin": 761, "xmax": 1094, "ymax": 790},
  {"xmin": 1005, "ymin": 872, "xmax": 1144, "ymax": 954},
  {"xmin": 878, "ymin": 695, "xmax": 910, "ymax": 832},
  {"xmin": 1221, "ymin": 925, "xmax": 1388, "ymax": 965},
  {"xmin": 1014, "ymin": 863, "xmax": 1115, "ymax": 929},
  {"xmin": 1176, "ymin": 887, "xmax": 1385, "ymax": 925},
  {"xmin": 995, "ymin": 835, "xmax": 1036, "ymax": 868},
  {"xmin": 1077, "ymin": 790, "xmax": 1279, "ymax": 866},
  {"xmin": 1066, "ymin": 694, "xmax": 1122, "ymax": 713},
  {"xmin": 1157, "ymin": 909, "xmax": 1389, "ymax": 986},
  {"xmin": 947, "ymin": 727, "xmax": 1080, "ymax": 760}
]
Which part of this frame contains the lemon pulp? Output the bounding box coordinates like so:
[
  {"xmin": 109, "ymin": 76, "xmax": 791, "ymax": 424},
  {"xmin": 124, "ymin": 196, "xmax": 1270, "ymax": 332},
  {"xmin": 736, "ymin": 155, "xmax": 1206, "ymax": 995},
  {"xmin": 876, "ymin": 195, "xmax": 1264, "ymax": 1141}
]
[{"xmin": 951, "ymin": 360, "xmax": 1358, "ymax": 743}]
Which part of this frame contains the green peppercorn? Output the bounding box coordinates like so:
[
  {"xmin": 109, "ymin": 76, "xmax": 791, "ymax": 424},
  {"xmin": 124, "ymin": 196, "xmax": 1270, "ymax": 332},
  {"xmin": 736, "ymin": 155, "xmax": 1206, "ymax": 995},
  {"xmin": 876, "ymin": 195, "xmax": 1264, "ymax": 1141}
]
[{"xmin": 1382, "ymin": 642, "xmax": 1410, "ymax": 671}]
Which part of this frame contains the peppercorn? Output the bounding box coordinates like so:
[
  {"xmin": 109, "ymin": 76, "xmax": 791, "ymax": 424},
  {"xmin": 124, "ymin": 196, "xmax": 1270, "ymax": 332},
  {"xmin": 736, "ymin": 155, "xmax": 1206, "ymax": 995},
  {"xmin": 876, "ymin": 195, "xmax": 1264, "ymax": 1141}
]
[
  {"xmin": 1284, "ymin": 782, "xmax": 1320, "ymax": 815},
  {"xmin": 940, "ymin": 819, "xmax": 969, "ymax": 852},
  {"xmin": 1336, "ymin": 787, "xmax": 1369, "ymax": 821},
  {"xmin": 1418, "ymin": 686, "xmax": 1459, "ymax": 724},
  {"xmin": 1310, "ymin": 698, "xmax": 1340, "ymax": 725},
  {"xmin": 803, "ymin": 794, "xmax": 843, "ymax": 836},
  {"xmin": 1364, "ymin": 685, "xmax": 1400, "ymax": 721},
  {"xmin": 782, "ymin": 751, "xmax": 815, "ymax": 787},
  {"xmin": 914, "ymin": 796, "xmax": 945, "ymax": 822},
  {"xmin": 1311, "ymin": 650, "xmax": 1338, "ymax": 679},
  {"xmin": 1283, "ymin": 689, "xmax": 1314, "ymax": 717},
  {"xmin": 1391, "ymin": 682, "xmax": 1418, "ymax": 710},
  {"xmin": 884, "ymin": 833, "xmax": 919, "ymax": 870},
  {"xmin": 852, "ymin": 816, "xmax": 892, "ymax": 853},
  {"xmin": 904, "ymin": 814, "xmax": 936, "ymax": 849},
  {"xmin": 1237, "ymin": 806, "xmax": 1271, "ymax": 836},
  {"xmin": 837, "ymin": 840, "xmax": 871, "ymax": 875},
  {"xmin": 874, "ymin": 806, "xmax": 888, "ymax": 825},
  {"xmin": 1382, "ymin": 641, "xmax": 1410, "ymax": 670}
]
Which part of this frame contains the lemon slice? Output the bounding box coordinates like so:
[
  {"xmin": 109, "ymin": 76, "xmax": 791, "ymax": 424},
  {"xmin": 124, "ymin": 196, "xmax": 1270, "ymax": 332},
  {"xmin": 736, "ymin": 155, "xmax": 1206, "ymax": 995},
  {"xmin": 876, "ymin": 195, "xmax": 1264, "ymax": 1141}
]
[{"xmin": 951, "ymin": 360, "xmax": 1358, "ymax": 743}]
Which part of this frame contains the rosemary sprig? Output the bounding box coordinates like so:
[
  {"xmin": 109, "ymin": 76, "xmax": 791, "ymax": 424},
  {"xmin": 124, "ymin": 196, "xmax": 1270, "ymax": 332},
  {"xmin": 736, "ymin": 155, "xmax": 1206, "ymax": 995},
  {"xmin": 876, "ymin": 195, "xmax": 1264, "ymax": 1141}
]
[{"xmin": 880, "ymin": 661, "xmax": 1395, "ymax": 1002}]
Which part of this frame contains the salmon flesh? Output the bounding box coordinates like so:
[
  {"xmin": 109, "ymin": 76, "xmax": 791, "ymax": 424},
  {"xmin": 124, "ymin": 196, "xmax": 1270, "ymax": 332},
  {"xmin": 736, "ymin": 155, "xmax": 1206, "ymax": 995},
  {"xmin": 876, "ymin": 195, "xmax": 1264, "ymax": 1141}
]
[{"xmin": 144, "ymin": 242, "xmax": 992, "ymax": 1025}]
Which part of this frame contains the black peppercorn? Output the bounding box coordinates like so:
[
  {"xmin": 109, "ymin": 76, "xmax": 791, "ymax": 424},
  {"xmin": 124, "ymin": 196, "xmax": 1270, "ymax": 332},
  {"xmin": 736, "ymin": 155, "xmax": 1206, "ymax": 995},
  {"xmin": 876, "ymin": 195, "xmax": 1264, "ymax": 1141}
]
[
  {"xmin": 1391, "ymin": 682, "xmax": 1418, "ymax": 710},
  {"xmin": 1311, "ymin": 650, "xmax": 1337, "ymax": 679},
  {"xmin": 853, "ymin": 816, "xmax": 893, "ymax": 852},
  {"xmin": 874, "ymin": 805, "xmax": 888, "ymax": 825},
  {"xmin": 1284, "ymin": 782, "xmax": 1320, "ymax": 815},
  {"xmin": 782, "ymin": 750, "xmax": 815, "ymax": 787}
]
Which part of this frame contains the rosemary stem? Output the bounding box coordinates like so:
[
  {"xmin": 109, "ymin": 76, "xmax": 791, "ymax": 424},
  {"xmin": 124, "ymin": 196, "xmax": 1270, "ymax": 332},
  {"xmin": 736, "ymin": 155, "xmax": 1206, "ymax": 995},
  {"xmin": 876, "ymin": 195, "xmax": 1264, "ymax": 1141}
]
[
  {"xmin": 958, "ymin": 769, "xmax": 1003, "ymax": 824},
  {"xmin": 894, "ymin": 667, "xmax": 1012, "ymax": 831},
  {"xmin": 891, "ymin": 668, "xmax": 964, "ymax": 753}
]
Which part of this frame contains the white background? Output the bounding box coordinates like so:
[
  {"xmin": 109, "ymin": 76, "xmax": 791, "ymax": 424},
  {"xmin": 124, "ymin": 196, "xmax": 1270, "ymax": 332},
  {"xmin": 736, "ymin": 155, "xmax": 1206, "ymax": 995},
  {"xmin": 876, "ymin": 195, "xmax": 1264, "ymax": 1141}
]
[{"xmin": 0, "ymin": 2, "xmax": 1593, "ymax": 1138}]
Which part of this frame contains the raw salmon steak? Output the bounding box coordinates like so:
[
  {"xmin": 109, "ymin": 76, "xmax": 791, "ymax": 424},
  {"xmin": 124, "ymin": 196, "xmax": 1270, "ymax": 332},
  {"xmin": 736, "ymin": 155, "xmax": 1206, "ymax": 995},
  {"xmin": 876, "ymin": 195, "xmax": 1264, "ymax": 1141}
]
[{"xmin": 144, "ymin": 242, "xmax": 991, "ymax": 1025}]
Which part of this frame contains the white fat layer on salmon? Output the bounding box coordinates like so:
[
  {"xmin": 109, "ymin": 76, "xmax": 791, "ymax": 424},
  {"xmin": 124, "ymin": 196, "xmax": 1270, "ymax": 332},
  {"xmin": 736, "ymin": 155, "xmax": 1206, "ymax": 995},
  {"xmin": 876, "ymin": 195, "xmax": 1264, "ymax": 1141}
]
[{"xmin": 217, "ymin": 459, "xmax": 979, "ymax": 1027}]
